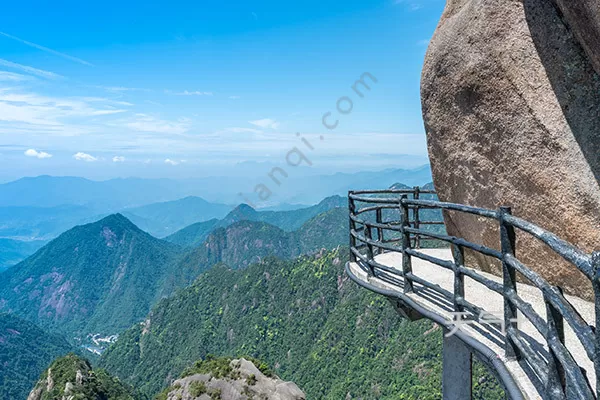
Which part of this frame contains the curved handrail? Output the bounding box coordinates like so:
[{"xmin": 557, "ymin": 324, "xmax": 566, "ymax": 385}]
[{"xmin": 347, "ymin": 188, "xmax": 599, "ymax": 399}]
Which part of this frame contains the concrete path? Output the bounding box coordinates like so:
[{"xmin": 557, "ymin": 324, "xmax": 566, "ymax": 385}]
[{"xmin": 348, "ymin": 249, "xmax": 595, "ymax": 399}]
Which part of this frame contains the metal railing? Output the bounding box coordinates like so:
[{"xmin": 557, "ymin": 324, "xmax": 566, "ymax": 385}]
[{"xmin": 348, "ymin": 187, "xmax": 599, "ymax": 400}]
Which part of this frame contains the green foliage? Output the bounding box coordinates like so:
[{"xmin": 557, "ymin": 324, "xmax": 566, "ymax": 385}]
[
  {"xmin": 189, "ymin": 381, "xmax": 207, "ymax": 397},
  {"xmin": 101, "ymin": 250, "xmax": 503, "ymax": 399},
  {"xmin": 31, "ymin": 353, "xmax": 142, "ymax": 400},
  {"xmin": 182, "ymin": 355, "xmax": 234, "ymax": 379},
  {"xmin": 0, "ymin": 313, "xmax": 73, "ymax": 400},
  {"xmin": 0, "ymin": 214, "xmax": 185, "ymax": 337}
]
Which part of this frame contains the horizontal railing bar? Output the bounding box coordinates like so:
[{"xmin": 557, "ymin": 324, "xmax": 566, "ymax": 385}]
[
  {"xmin": 350, "ymin": 189, "xmax": 437, "ymax": 195},
  {"xmin": 402, "ymin": 199, "xmax": 500, "ymax": 219},
  {"xmin": 503, "ymin": 214, "xmax": 593, "ymax": 279},
  {"xmin": 404, "ymin": 227, "xmax": 502, "ymax": 259},
  {"xmin": 543, "ymin": 330, "xmax": 596, "ymax": 399},
  {"xmin": 505, "ymin": 291, "xmax": 549, "ymax": 340},
  {"xmin": 508, "ymin": 328, "xmax": 550, "ymax": 382},
  {"xmin": 405, "ymin": 248, "xmax": 455, "ymax": 271},
  {"xmin": 505, "ymin": 254, "xmax": 595, "ymax": 360},
  {"xmin": 354, "ymin": 204, "xmax": 403, "ymax": 214},
  {"xmin": 351, "ymin": 217, "xmax": 402, "ymax": 232},
  {"xmin": 350, "ymin": 195, "xmax": 404, "ymax": 204},
  {"xmin": 457, "ymin": 266, "xmax": 504, "ymax": 295}
]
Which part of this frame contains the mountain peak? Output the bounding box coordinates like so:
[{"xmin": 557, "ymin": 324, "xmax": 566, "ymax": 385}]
[{"xmin": 95, "ymin": 213, "xmax": 140, "ymax": 231}]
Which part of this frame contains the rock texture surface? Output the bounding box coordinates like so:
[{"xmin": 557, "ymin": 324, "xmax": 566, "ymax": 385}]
[
  {"xmin": 421, "ymin": 0, "xmax": 600, "ymax": 299},
  {"xmin": 165, "ymin": 359, "xmax": 305, "ymax": 400}
]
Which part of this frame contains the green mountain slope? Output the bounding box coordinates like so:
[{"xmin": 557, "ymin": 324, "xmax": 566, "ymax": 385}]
[
  {"xmin": 165, "ymin": 195, "xmax": 346, "ymax": 247},
  {"xmin": 100, "ymin": 250, "xmax": 502, "ymax": 399},
  {"xmin": 27, "ymin": 354, "xmax": 140, "ymax": 400},
  {"xmin": 161, "ymin": 209, "xmax": 348, "ymax": 293},
  {"xmin": 0, "ymin": 214, "xmax": 184, "ymax": 337},
  {"xmin": 122, "ymin": 196, "xmax": 233, "ymax": 237},
  {"xmin": 0, "ymin": 238, "xmax": 46, "ymax": 271},
  {"xmin": 0, "ymin": 313, "xmax": 73, "ymax": 400},
  {"xmin": 0, "ymin": 207, "xmax": 348, "ymax": 344}
]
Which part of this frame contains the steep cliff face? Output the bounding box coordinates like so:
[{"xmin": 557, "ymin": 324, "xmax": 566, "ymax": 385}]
[{"xmin": 421, "ymin": 0, "xmax": 600, "ymax": 299}]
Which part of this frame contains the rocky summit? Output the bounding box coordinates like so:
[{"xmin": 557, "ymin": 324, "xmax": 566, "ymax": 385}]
[
  {"xmin": 160, "ymin": 358, "xmax": 305, "ymax": 400},
  {"xmin": 421, "ymin": 0, "xmax": 600, "ymax": 299}
]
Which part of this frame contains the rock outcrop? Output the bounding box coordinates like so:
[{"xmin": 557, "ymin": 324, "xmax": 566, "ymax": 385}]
[
  {"xmin": 421, "ymin": 0, "xmax": 600, "ymax": 299},
  {"xmin": 27, "ymin": 354, "xmax": 138, "ymax": 400},
  {"xmin": 163, "ymin": 358, "xmax": 305, "ymax": 400}
]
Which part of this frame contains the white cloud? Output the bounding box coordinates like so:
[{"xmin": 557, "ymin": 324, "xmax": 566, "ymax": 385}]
[
  {"xmin": 0, "ymin": 89, "xmax": 127, "ymax": 131},
  {"xmin": 249, "ymin": 118, "xmax": 280, "ymax": 130},
  {"xmin": 164, "ymin": 158, "xmax": 179, "ymax": 166},
  {"xmin": 112, "ymin": 156, "xmax": 125, "ymax": 162},
  {"xmin": 73, "ymin": 152, "xmax": 97, "ymax": 162},
  {"xmin": 24, "ymin": 149, "xmax": 52, "ymax": 159},
  {"xmin": 220, "ymin": 127, "xmax": 263, "ymax": 134},
  {"xmin": 167, "ymin": 90, "xmax": 213, "ymax": 96},
  {"xmin": 121, "ymin": 114, "xmax": 191, "ymax": 135},
  {"xmin": 394, "ymin": 0, "xmax": 423, "ymax": 10},
  {"xmin": 229, "ymin": 96, "xmax": 241, "ymax": 100},
  {"xmin": 98, "ymin": 86, "xmax": 147, "ymax": 92},
  {"xmin": 0, "ymin": 59, "xmax": 62, "ymax": 79},
  {"xmin": 0, "ymin": 70, "xmax": 32, "ymax": 81}
]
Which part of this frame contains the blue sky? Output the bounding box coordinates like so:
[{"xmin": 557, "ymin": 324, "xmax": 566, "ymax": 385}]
[{"xmin": 0, "ymin": 0, "xmax": 444, "ymax": 181}]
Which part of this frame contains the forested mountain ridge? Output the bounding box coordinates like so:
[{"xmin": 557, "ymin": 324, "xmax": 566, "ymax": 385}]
[
  {"xmin": 0, "ymin": 207, "xmax": 348, "ymax": 343},
  {"xmin": 100, "ymin": 250, "xmax": 503, "ymax": 399},
  {"xmin": 0, "ymin": 214, "xmax": 184, "ymax": 337},
  {"xmin": 165, "ymin": 195, "xmax": 346, "ymax": 247},
  {"xmin": 159, "ymin": 208, "xmax": 347, "ymax": 294},
  {"xmin": 0, "ymin": 313, "xmax": 73, "ymax": 400}
]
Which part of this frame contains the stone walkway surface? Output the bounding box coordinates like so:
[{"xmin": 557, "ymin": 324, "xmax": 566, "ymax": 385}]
[{"xmin": 348, "ymin": 248, "xmax": 595, "ymax": 399}]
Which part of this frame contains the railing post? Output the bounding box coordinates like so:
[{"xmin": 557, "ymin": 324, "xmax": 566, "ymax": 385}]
[
  {"xmin": 348, "ymin": 192, "xmax": 357, "ymax": 263},
  {"xmin": 376, "ymin": 207, "xmax": 384, "ymax": 255},
  {"xmin": 452, "ymin": 244, "xmax": 465, "ymax": 312},
  {"xmin": 413, "ymin": 186, "xmax": 421, "ymax": 249},
  {"xmin": 592, "ymin": 251, "xmax": 600, "ymax": 397},
  {"xmin": 499, "ymin": 206, "xmax": 518, "ymax": 360},
  {"xmin": 400, "ymin": 195, "xmax": 414, "ymax": 293},
  {"xmin": 364, "ymin": 225, "xmax": 375, "ymax": 276},
  {"xmin": 545, "ymin": 286, "xmax": 566, "ymax": 397}
]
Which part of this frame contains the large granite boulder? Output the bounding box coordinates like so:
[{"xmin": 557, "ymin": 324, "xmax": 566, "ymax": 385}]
[{"xmin": 421, "ymin": 0, "xmax": 600, "ymax": 299}]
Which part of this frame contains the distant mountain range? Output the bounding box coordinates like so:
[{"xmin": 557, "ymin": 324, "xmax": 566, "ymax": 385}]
[
  {"xmin": 121, "ymin": 196, "xmax": 233, "ymax": 238},
  {"xmin": 0, "ymin": 166, "xmax": 431, "ymax": 209}
]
